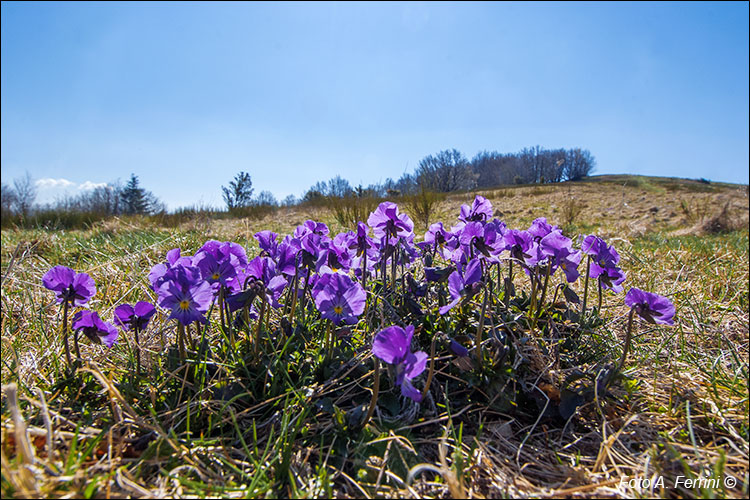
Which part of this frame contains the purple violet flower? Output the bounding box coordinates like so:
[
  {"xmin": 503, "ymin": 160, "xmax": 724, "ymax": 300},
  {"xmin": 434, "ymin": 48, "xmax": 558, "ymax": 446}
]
[
  {"xmin": 538, "ymin": 230, "xmax": 583, "ymax": 283},
  {"xmin": 449, "ymin": 339, "xmax": 469, "ymax": 357},
  {"xmin": 156, "ymin": 271, "xmax": 214, "ymax": 325},
  {"xmin": 148, "ymin": 248, "xmax": 194, "ymax": 290},
  {"xmin": 367, "ymin": 202, "xmax": 414, "ymax": 240},
  {"xmin": 624, "ymin": 288, "xmax": 675, "ymax": 325},
  {"xmin": 254, "ymin": 230, "xmax": 280, "ymax": 258},
  {"xmin": 581, "ymin": 235, "xmax": 607, "ymax": 259},
  {"xmin": 114, "ymin": 301, "xmax": 156, "ymax": 331},
  {"xmin": 424, "ymin": 222, "xmax": 453, "ymax": 252},
  {"xmin": 439, "ymin": 258, "xmax": 483, "ymax": 314},
  {"xmin": 294, "ymin": 220, "xmax": 330, "ymax": 239},
  {"xmin": 502, "ymin": 229, "xmax": 536, "ymax": 265},
  {"xmin": 72, "ymin": 310, "xmax": 119, "ymax": 348},
  {"xmin": 598, "ymin": 266, "xmax": 626, "ymax": 293},
  {"xmin": 274, "ymin": 241, "xmax": 299, "ymax": 276},
  {"xmin": 528, "ymin": 217, "xmax": 558, "ymax": 241},
  {"xmin": 459, "ymin": 221, "xmax": 504, "ymax": 261},
  {"xmin": 372, "ymin": 325, "xmax": 428, "ymax": 402},
  {"xmin": 581, "ymin": 235, "xmax": 626, "ymax": 292},
  {"xmin": 194, "ymin": 253, "xmax": 239, "ymax": 290},
  {"xmin": 225, "ymin": 279, "xmax": 265, "ymax": 313},
  {"xmin": 459, "ymin": 195, "xmax": 493, "ymax": 224},
  {"xmin": 42, "ymin": 266, "xmax": 97, "ymax": 306},
  {"xmin": 312, "ymin": 271, "xmax": 367, "ymax": 325},
  {"xmin": 351, "ymin": 222, "xmax": 374, "ymax": 256},
  {"xmin": 424, "ymin": 265, "xmax": 454, "ymax": 283},
  {"xmin": 246, "ymin": 256, "xmax": 288, "ymax": 308},
  {"xmin": 316, "ymin": 232, "xmax": 355, "ymax": 273},
  {"xmin": 196, "ymin": 240, "xmax": 248, "ymax": 269}
]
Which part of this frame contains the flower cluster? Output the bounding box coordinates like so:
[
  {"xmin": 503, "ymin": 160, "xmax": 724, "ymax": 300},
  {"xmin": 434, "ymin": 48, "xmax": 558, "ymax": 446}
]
[{"xmin": 41, "ymin": 195, "xmax": 675, "ymax": 418}]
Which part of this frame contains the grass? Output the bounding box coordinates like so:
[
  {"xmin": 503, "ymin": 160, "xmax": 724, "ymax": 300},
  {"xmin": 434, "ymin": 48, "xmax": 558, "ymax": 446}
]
[{"xmin": 1, "ymin": 174, "xmax": 748, "ymax": 498}]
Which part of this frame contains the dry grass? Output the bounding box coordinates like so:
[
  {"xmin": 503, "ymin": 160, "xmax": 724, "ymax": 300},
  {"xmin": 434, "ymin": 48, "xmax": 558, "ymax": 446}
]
[{"xmin": 1, "ymin": 174, "xmax": 748, "ymax": 498}]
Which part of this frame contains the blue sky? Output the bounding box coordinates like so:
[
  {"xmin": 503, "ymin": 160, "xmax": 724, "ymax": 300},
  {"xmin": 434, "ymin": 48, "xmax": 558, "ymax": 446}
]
[{"xmin": 2, "ymin": 1, "xmax": 748, "ymax": 210}]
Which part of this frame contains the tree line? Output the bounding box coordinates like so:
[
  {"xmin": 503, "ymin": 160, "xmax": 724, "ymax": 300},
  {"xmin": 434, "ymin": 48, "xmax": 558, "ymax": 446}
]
[
  {"xmin": 1, "ymin": 173, "xmax": 165, "ymax": 222},
  {"xmin": 221, "ymin": 145, "xmax": 596, "ymax": 211},
  {"xmin": 2, "ymin": 144, "xmax": 594, "ymax": 224},
  {"xmin": 294, "ymin": 146, "xmax": 595, "ymax": 204}
]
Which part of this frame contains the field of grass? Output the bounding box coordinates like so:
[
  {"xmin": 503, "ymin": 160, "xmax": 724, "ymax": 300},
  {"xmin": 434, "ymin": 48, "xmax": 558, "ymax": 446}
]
[{"xmin": 2, "ymin": 175, "xmax": 748, "ymax": 498}]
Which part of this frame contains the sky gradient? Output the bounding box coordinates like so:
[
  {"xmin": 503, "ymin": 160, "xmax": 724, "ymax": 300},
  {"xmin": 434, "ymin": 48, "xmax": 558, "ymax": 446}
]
[{"xmin": 2, "ymin": 1, "xmax": 748, "ymax": 210}]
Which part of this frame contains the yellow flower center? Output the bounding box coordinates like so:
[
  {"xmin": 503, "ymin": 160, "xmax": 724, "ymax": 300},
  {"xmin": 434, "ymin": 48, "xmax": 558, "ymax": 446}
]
[
  {"xmin": 334, "ymin": 305, "xmax": 343, "ymax": 315},
  {"xmin": 212, "ymin": 273, "xmax": 220, "ymax": 280},
  {"xmin": 561, "ymin": 262, "xmax": 567, "ymax": 270},
  {"xmin": 179, "ymin": 300, "xmax": 190, "ymax": 310}
]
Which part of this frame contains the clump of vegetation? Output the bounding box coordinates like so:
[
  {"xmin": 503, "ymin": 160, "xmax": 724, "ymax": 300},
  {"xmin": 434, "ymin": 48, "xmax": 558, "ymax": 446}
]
[
  {"xmin": 404, "ymin": 185, "xmax": 445, "ymax": 229},
  {"xmin": 561, "ymin": 195, "xmax": 585, "ymax": 228},
  {"xmin": 680, "ymin": 197, "xmax": 712, "ymax": 224},
  {"xmin": 701, "ymin": 202, "xmax": 740, "ymax": 234},
  {"xmin": 327, "ymin": 192, "xmax": 382, "ymax": 229}
]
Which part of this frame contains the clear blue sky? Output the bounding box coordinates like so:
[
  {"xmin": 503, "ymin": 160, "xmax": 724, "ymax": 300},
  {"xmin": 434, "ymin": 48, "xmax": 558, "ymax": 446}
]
[{"xmin": 2, "ymin": 1, "xmax": 748, "ymax": 210}]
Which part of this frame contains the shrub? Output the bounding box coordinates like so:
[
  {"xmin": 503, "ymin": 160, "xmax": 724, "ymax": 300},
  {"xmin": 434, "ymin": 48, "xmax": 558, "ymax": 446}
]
[
  {"xmin": 404, "ymin": 187, "xmax": 445, "ymax": 229},
  {"xmin": 701, "ymin": 202, "xmax": 739, "ymax": 234},
  {"xmin": 327, "ymin": 194, "xmax": 382, "ymax": 228},
  {"xmin": 561, "ymin": 196, "xmax": 585, "ymax": 227}
]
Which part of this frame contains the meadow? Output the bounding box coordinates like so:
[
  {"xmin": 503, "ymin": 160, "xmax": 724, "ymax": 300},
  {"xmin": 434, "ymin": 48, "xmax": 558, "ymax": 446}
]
[{"xmin": 1, "ymin": 175, "xmax": 748, "ymax": 499}]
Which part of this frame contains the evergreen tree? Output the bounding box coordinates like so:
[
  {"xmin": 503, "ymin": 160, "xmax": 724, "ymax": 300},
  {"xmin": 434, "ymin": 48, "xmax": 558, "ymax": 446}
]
[
  {"xmin": 222, "ymin": 172, "xmax": 254, "ymax": 210},
  {"xmin": 121, "ymin": 174, "xmax": 149, "ymax": 214}
]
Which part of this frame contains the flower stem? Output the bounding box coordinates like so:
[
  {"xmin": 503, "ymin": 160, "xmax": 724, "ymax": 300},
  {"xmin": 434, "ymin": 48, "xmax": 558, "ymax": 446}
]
[
  {"xmin": 73, "ymin": 328, "xmax": 81, "ymax": 365},
  {"xmin": 288, "ymin": 270, "xmax": 299, "ymax": 325},
  {"xmin": 188, "ymin": 323, "xmax": 196, "ymax": 350},
  {"xmin": 362, "ymin": 358, "xmax": 380, "ymax": 428},
  {"xmin": 218, "ymin": 286, "xmax": 226, "ymax": 332},
  {"xmin": 551, "ymin": 282, "xmax": 565, "ymax": 306},
  {"xmin": 382, "ymin": 236, "xmax": 389, "ymax": 293},
  {"xmin": 476, "ymin": 285, "xmax": 489, "ymax": 371},
  {"xmin": 616, "ymin": 308, "xmax": 636, "ymax": 377},
  {"xmin": 529, "ymin": 268, "xmax": 538, "ymax": 321},
  {"xmin": 134, "ymin": 325, "xmax": 141, "ymax": 376},
  {"xmin": 496, "ymin": 262, "xmax": 502, "ymax": 304},
  {"xmin": 243, "ymin": 306, "xmax": 251, "ymax": 346},
  {"xmin": 421, "ymin": 335, "xmax": 437, "ymax": 401},
  {"xmin": 300, "ymin": 273, "xmax": 311, "ymax": 323},
  {"xmin": 255, "ymin": 299, "xmax": 266, "ymax": 357},
  {"xmin": 505, "ymin": 260, "xmax": 513, "ymax": 309},
  {"xmin": 325, "ymin": 321, "xmax": 333, "ymax": 359},
  {"xmin": 362, "ymin": 252, "xmax": 367, "ymax": 290},
  {"xmin": 177, "ymin": 323, "xmax": 186, "ymax": 361},
  {"xmin": 391, "ymin": 247, "xmax": 397, "ymax": 294},
  {"xmin": 580, "ymin": 255, "xmax": 591, "ymax": 319},
  {"xmin": 61, "ymin": 302, "xmax": 72, "ymax": 369},
  {"xmin": 536, "ymin": 263, "xmax": 552, "ymax": 319},
  {"xmin": 597, "ymin": 280, "xmax": 603, "ymax": 314},
  {"xmin": 71, "ymin": 308, "xmax": 81, "ymax": 365},
  {"xmin": 224, "ymin": 294, "xmax": 234, "ymax": 347}
]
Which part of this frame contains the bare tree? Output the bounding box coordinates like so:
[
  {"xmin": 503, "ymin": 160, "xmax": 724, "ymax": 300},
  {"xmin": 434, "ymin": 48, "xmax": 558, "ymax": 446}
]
[
  {"xmin": 1, "ymin": 183, "xmax": 18, "ymax": 220},
  {"xmin": 13, "ymin": 172, "xmax": 37, "ymax": 217},
  {"xmin": 416, "ymin": 149, "xmax": 476, "ymax": 193},
  {"xmin": 281, "ymin": 194, "xmax": 297, "ymax": 207},
  {"xmin": 327, "ymin": 176, "xmax": 353, "ymax": 198},
  {"xmin": 255, "ymin": 190, "xmax": 278, "ymax": 207},
  {"xmin": 564, "ymin": 148, "xmax": 596, "ymax": 180}
]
